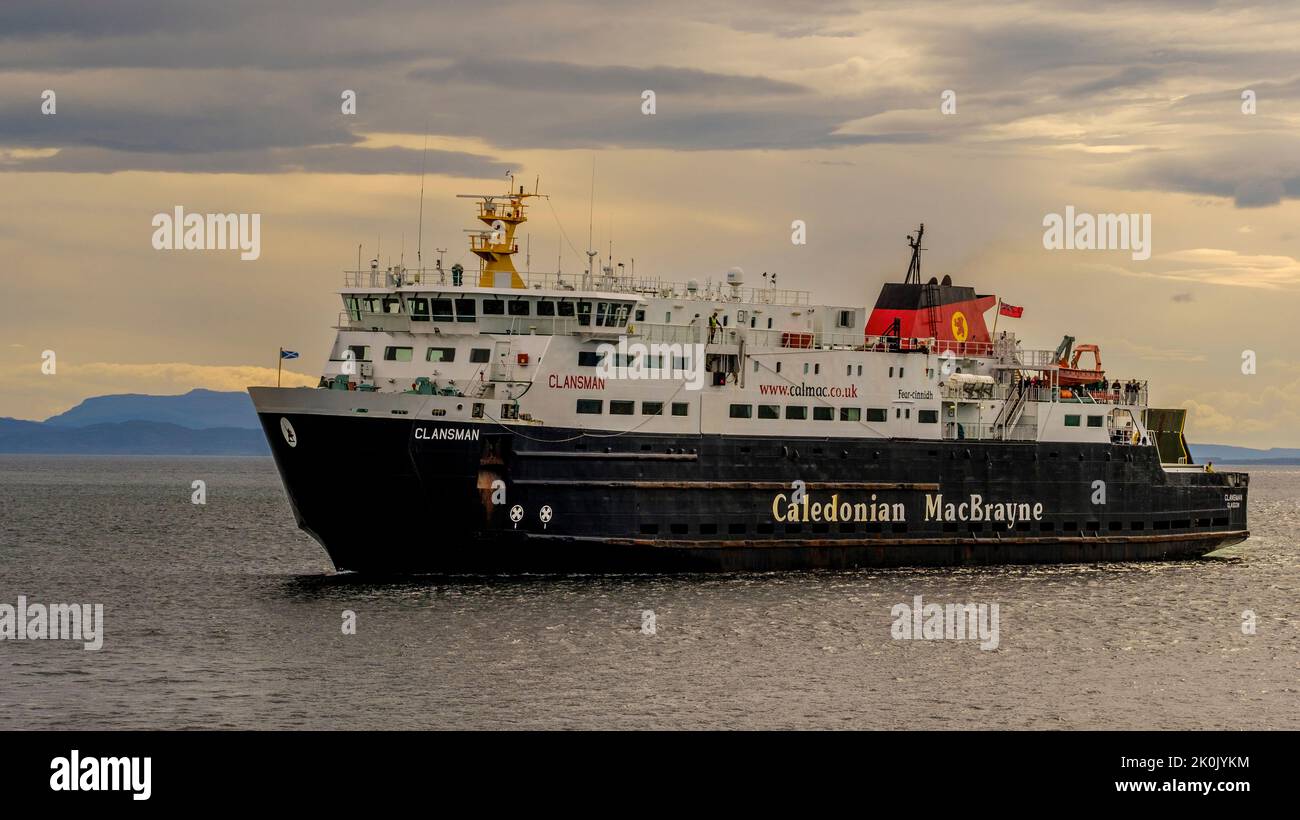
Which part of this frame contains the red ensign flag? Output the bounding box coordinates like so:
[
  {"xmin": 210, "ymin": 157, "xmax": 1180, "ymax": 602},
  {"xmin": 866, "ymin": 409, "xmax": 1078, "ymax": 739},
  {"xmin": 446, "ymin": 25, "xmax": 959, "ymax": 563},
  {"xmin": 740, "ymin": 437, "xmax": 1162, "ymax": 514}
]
[{"xmin": 999, "ymin": 302, "xmax": 1024, "ymax": 318}]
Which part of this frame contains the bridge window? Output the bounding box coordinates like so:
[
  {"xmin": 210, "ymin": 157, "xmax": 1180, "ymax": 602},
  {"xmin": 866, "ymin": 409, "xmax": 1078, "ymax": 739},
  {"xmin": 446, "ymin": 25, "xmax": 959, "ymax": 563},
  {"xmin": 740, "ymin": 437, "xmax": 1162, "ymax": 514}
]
[
  {"xmin": 557, "ymin": 301, "xmax": 575, "ymax": 317},
  {"xmin": 430, "ymin": 298, "xmax": 454, "ymax": 321},
  {"xmin": 455, "ymin": 298, "xmax": 476, "ymax": 322},
  {"xmin": 729, "ymin": 404, "xmax": 752, "ymax": 419},
  {"xmin": 426, "ymin": 347, "xmax": 455, "ymax": 363},
  {"xmin": 1064, "ymin": 415, "xmax": 1081, "ymax": 427},
  {"xmin": 384, "ymin": 346, "xmax": 413, "ymax": 362},
  {"xmin": 409, "ymin": 297, "xmax": 429, "ymax": 321},
  {"xmin": 508, "ymin": 300, "xmax": 530, "ymax": 316},
  {"xmin": 537, "ymin": 300, "xmax": 555, "ymax": 316},
  {"xmin": 576, "ymin": 399, "xmax": 603, "ymax": 414},
  {"xmin": 482, "ymin": 299, "xmax": 504, "ymax": 315},
  {"xmin": 382, "ymin": 297, "xmax": 402, "ymax": 314},
  {"xmin": 577, "ymin": 302, "xmax": 592, "ymax": 326}
]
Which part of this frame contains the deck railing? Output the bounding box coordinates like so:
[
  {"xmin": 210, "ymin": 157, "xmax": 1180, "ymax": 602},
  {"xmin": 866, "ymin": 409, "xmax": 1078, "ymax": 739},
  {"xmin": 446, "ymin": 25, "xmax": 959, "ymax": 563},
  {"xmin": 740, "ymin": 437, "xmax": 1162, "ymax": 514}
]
[{"xmin": 341, "ymin": 268, "xmax": 812, "ymax": 305}]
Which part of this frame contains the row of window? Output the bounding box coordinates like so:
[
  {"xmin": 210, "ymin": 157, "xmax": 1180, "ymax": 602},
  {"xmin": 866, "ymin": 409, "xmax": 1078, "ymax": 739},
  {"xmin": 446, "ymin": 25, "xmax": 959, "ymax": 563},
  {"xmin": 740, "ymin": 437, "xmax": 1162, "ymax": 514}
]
[
  {"xmin": 728, "ymin": 404, "xmax": 937, "ymax": 423},
  {"xmin": 571, "ymin": 399, "xmax": 938, "ymax": 423},
  {"xmin": 348, "ymin": 345, "xmax": 493, "ymax": 364},
  {"xmin": 577, "ymin": 350, "xmax": 691, "ymax": 369},
  {"xmin": 1064, "ymin": 414, "xmax": 1106, "ymax": 428},
  {"xmin": 347, "ymin": 295, "xmax": 632, "ymax": 326},
  {"xmin": 577, "ymin": 400, "xmax": 691, "ymax": 416},
  {"xmin": 744, "ymin": 362, "xmax": 905, "ymax": 378}
]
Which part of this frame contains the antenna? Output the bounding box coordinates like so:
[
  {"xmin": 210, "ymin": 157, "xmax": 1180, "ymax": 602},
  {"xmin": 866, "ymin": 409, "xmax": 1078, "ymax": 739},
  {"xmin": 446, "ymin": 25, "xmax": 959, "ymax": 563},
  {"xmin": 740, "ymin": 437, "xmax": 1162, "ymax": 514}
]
[
  {"xmin": 904, "ymin": 223, "xmax": 925, "ymax": 284},
  {"xmin": 416, "ymin": 130, "xmax": 428, "ymax": 267},
  {"xmin": 585, "ymin": 153, "xmax": 597, "ymax": 288}
]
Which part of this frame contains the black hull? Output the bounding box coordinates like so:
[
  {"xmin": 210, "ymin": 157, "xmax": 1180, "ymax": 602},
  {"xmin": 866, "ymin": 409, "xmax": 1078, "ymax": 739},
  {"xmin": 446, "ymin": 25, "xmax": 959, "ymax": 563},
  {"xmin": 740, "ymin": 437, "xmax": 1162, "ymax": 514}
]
[{"xmin": 257, "ymin": 412, "xmax": 1250, "ymax": 574}]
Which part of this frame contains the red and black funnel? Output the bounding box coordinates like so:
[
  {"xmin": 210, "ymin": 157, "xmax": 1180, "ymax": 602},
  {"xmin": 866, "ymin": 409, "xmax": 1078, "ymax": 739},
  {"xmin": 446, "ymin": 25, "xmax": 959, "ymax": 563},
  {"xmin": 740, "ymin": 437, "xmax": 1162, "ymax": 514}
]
[{"xmin": 865, "ymin": 281, "xmax": 997, "ymax": 345}]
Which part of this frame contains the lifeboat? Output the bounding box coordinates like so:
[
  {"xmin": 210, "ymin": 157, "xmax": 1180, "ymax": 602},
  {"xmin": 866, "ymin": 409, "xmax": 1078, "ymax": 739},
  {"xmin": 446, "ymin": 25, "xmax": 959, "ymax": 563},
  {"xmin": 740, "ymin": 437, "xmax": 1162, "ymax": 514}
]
[{"xmin": 1057, "ymin": 343, "xmax": 1105, "ymax": 387}]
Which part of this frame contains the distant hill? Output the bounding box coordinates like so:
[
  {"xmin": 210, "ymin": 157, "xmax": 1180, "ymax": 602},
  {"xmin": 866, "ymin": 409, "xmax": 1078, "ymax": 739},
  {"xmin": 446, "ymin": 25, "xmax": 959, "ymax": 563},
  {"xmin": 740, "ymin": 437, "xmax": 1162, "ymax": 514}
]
[
  {"xmin": 44, "ymin": 388, "xmax": 259, "ymax": 429},
  {"xmin": 0, "ymin": 420, "xmax": 269, "ymax": 455},
  {"xmin": 0, "ymin": 390, "xmax": 269, "ymax": 455},
  {"xmin": 1188, "ymin": 444, "xmax": 1300, "ymax": 464}
]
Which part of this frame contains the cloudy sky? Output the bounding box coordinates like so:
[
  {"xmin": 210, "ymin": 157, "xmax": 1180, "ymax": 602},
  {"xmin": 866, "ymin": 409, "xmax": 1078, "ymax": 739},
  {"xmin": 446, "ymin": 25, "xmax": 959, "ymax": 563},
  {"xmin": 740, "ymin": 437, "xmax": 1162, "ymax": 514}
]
[{"xmin": 3, "ymin": 0, "xmax": 1299, "ymax": 446}]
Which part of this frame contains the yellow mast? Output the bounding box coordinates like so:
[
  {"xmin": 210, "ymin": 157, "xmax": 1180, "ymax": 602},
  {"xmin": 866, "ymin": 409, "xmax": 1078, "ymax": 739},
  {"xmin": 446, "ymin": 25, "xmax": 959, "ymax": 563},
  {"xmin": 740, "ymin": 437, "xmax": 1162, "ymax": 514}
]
[{"xmin": 458, "ymin": 184, "xmax": 538, "ymax": 288}]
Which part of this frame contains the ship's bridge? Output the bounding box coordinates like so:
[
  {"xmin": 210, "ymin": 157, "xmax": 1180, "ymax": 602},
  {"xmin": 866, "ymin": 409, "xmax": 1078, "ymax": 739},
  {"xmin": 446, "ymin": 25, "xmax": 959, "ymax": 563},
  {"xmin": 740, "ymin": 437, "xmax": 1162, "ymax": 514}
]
[{"xmin": 338, "ymin": 280, "xmax": 640, "ymax": 337}]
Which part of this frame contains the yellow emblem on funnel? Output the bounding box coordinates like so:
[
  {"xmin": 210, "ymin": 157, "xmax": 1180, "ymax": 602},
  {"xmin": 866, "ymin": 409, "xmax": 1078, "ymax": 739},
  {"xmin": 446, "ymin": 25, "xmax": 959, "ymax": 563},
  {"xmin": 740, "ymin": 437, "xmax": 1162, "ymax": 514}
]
[{"xmin": 951, "ymin": 311, "xmax": 969, "ymax": 341}]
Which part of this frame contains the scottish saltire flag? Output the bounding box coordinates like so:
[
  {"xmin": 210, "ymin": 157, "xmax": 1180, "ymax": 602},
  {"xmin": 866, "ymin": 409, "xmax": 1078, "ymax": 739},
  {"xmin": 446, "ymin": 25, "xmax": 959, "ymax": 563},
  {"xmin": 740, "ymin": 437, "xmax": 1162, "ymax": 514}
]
[{"xmin": 280, "ymin": 349, "xmax": 299, "ymax": 360}]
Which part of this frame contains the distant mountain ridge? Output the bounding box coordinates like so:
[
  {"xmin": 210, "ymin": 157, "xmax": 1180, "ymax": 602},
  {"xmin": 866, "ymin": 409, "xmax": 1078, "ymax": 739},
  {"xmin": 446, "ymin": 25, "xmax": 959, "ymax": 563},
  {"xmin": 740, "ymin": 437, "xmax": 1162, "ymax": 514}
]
[
  {"xmin": 0, "ymin": 389, "xmax": 269, "ymax": 454},
  {"xmin": 44, "ymin": 388, "xmax": 260, "ymax": 429},
  {"xmin": 0, "ymin": 420, "xmax": 268, "ymax": 455},
  {"xmin": 1188, "ymin": 444, "xmax": 1300, "ymax": 464}
]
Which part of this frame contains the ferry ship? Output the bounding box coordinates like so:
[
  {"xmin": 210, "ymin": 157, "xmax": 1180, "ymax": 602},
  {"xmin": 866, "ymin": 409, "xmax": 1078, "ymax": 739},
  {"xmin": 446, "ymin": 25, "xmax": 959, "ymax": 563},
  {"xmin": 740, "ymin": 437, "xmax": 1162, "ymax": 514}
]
[{"xmin": 249, "ymin": 186, "xmax": 1249, "ymax": 572}]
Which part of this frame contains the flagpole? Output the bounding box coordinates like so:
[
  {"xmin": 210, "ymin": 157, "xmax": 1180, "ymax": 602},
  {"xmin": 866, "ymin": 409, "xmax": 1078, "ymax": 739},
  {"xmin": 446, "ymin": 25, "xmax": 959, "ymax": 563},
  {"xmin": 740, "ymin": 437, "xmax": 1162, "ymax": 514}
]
[
  {"xmin": 277, "ymin": 347, "xmax": 283, "ymax": 388},
  {"xmin": 993, "ymin": 299, "xmax": 1001, "ymax": 337}
]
